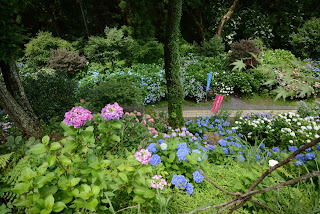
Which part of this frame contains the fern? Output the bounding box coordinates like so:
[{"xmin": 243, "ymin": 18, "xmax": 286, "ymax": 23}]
[
  {"xmin": 0, "ymin": 153, "xmax": 13, "ymax": 169},
  {"xmin": 0, "ymin": 156, "xmax": 31, "ymax": 202}
]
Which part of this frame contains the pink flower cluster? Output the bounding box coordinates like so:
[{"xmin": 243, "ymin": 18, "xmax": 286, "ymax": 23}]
[
  {"xmin": 148, "ymin": 127, "xmax": 158, "ymax": 137},
  {"xmin": 151, "ymin": 175, "xmax": 167, "ymax": 190},
  {"xmin": 101, "ymin": 103, "xmax": 123, "ymax": 121},
  {"xmin": 135, "ymin": 149, "xmax": 151, "ymax": 165},
  {"xmin": 64, "ymin": 106, "xmax": 93, "ymax": 128}
]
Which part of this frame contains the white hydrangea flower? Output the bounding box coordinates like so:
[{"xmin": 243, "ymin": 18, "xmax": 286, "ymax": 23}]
[{"xmin": 269, "ymin": 160, "xmax": 279, "ymax": 167}]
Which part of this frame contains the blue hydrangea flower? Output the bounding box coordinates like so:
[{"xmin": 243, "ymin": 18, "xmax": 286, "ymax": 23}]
[
  {"xmin": 214, "ymin": 119, "xmax": 221, "ymax": 123},
  {"xmin": 272, "ymin": 147, "xmax": 280, "ymax": 152},
  {"xmin": 177, "ymin": 148, "xmax": 190, "ymax": 161},
  {"xmin": 232, "ymin": 128, "xmax": 236, "ymax": 132},
  {"xmin": 150, "ymin": 154, "xmax": 161, "ymax": 166},
  {"xmin": 185, "ymin": 183, "xmax": 194, "ymax": 195},
  {"xmin": 288, "ymin": 146, "xmax": 298, "ymax": 152},
  {"xmin": 238, "ymin": 155, "xmax": 245, "ymax": 162},
  {"xmin": 259, "ymin": 143, "xmax": 265, "ymax": 148},
  {"xmin": 177, "ymin": 143, "xmax": 188, "ymax": 150},
  {"xmin": 305, "ymin": 152, "xmax": 315, "ymax": 161},
  {"xmin": 223, "ymin": 122, "xmax": 229, "ymax": 127},
  {"xmin": 147, "ymin": 143, "xmax": 158, "ymax": 154},
  {"xmin": 193, "ymin": 170, "xmax": 204, "ymax": 183},
  {"xmin": 171, "ymin": 175, "xmax": 187, "ymax": 188},
  {"xmin": 218, "ymin": 139, "xmax": 228, "ymax": 147},
  {"xmin": 223, "ymin": 147, "xmax": 229, "ymax": 155},
  {"xmin": 255, "ymin": 155, "xmax": 261, "ymax": 160},
  {"xmin": 238, "ymin": 133, "xmax": 243, "ymax": 137},
  {"xmin": 158, "ymin": 139, "xmax": 164, "ymax": 144},
  {"xmin": 234, "ymin": 143, "xmax": 242, "ymax": 148},
  {"xmin": 317, "ymin": 144, "xmax": 320, "ymax": 151},
  {"xmin": 295, "ymin": 154, "xmax": 304, "ymax": 160},
  {"xmin": 267, "ymin": 152, "xmax": 272, "ymax": 157},
  {"xmin": 195, "ymin": 133, "xmax": 199, "ymax": 137},
  {"xmin": 295, "ymin": 160, "xmax": 303, "ymax": 166},
  {"xmin": 207, "ymin": 145, "xmax": 215, "ymax": 150},
  {"xmin": 200, "ymin": 147, "xmax": 207, "ymax": 152},
  {"xmin": 199, "ymin": 130, "xmax": 203, "ymax": 134}
]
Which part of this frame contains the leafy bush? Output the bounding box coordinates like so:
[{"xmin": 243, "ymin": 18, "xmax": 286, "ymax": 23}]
[
  {"xmin": 199, "ymin": 36, "xmax": 225, "ymax": 57},
  {"xmin": 49, "ymin": 49, "xmax": 88, "ymax": 76},
  {"xmin": 24, "ymin": 31, "xmax": 74, "ymax": 68},
  {"xmin": 132, "ymin": 39, "xmax": 164, "ymax": 63},
  {"xmin": 260, "ymin": 49, "xmax": 297, "ymax": 67},
  {"xmin": 22, "ymin": 69, "xmax": 78, "ymax": 122},
  {"xmin": 78, "ymin": 78, "xmax": 143, "ymax": 112},
  {"xmin": 84, "ymin": 27, "xmax": 134, "ymax": 65},
  {"xmin": 291, "ymin": 17, "xmax": 320, "ymax": 59},
  {"xmin": 229, "ymin": 39, "xmax": 260, "ymax": 66},
  {"xmin": 178, "ymin": 39, "xmax": 198, "ymax": 57}
]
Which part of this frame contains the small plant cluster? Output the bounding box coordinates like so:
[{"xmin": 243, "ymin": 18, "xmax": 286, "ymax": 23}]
[
  {"xmin": 229, "ymin": 39, "xmax": 261, "ymax": 67},
  {"xmin": 297, "ymin": 100, "xmax": 320, "ymax": 119},
  {"xmin": 233, "ymin": 112, "xmax": 320, "ymax": 149}
]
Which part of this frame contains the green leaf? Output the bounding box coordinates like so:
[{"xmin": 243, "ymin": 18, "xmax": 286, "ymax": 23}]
[
  {"xmin": 45, "ymin": 194, "xmax": 54, "ymax": 209},
  {"xmin": 61, "ymin": 136, "xmax": 78, "ymax": 152},
  {"xmin": 52, "ymin": 202, "xmax": 66, "ymax": 212},
  {"xmin": 46, "ymin": 155, "xmax": 56, "ymax": 166},
  {"xmin": 12, "ymin": 182, "xmax": 31, "ymax": 194},
  {"xmin": 119, "ymin": 172, "xmax": 128, "ymax": 183},
  {"xmin": 60, "ymin": 121, "xmax": 77, "ymax": 136},
  {"xmin": 168, "ymin": 152, "xmax": 175, "ymax": 163},
  {"xmin": 21, "ymin": 167, "xmax": 36, "ymax": 181},
  {"xmin": 273, "ymin": 87, "xmax": 289, "ymax": 101},
  {"xmin": 231, "ymin": 60, "xmax": 247, "ymax": 71},
  {"xmin": 50, "ymin": 142, "xmax": 62, "ymax": 151},
  {"xmin": 86, "ymin": 198, "xmax": 98, "ymax": 211},
  {"xmin": 109, "ymin": 184, "xmax": 119, "ymax": 190},
  {"xmin": 299, "ymin": 84, "xmax": 313, "ymax": 98},
  {"xmin": 61, "ymin": 158, "xmax": 72, "ymax": 166},
  {"xmin": 86, "ymin": 126, "xmax": 94, "ymax": 132},
  {"xmin": 104, "ymin": 191, "xmax": 115, "ymax": 197},
  {"xmin": 29, "ymin": 144, "xmax": 48, "ymax": 154},
  {"xmin": 133, "ymin": 195, "xmax": 145, "ymax": 203},
  {"xmin": 92, "ymin": 186, "xmax": 101, "ymax": 195},
  {"xmin": 40, "ymin": 208, "xmax": 52, "ymax": 214},
  {"xmin": 14, "ymin": 198, "xmax": 32, "ymax": 207},
  {"xmin": 70, "ymin": 178, "xmax": 81, "ymax": 187},
  {"xmin": 110, "ymin": 134, "xmax": 120, "ymax": 142},
  {"xmin": 111, "ymin": 121, "xmax": 121, "ymax": 129},
  {"xmin": 39, "ymin": 186, "xmax": 58, "ymax": 198},
  {"xmin": 42, "ymin": 136, "xmax": 50, "ymax": 145}
]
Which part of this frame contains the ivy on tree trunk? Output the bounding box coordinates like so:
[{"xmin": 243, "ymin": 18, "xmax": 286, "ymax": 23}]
[{"xmin": 164, "ymin": 0, "xmax": 184, "ymax": 128}]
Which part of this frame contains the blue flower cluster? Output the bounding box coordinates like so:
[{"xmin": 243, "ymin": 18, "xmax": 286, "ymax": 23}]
[
  {"xmin": 192, "ymin": 170, "xmax": 204, "ymax": 183},
  {"xmin": 172, "ymin": 175, "xmax": 194, "ymax": 195},
  {"xmin": 150, "ymin": 154, "xmax": 161, "ymax": 166}
]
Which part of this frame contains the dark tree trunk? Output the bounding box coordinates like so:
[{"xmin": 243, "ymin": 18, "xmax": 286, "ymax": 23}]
[
  {"xmin": 79, "ymin": 0, "xmax": 90, "ymax": 39},
  {"xmin": 164, "ymin": 0, "xmax": 184, "ymax": 128},
  {"xmin": 0, "ymin": 60, "xmax": 43, "ymax": 137},
  {"xmin": 216, "ymin": 0, "xmax": 239, "ymax": 37},
  {"xmin": 185, "ymin": 8, "xmax": 206, "ymax": 42}
]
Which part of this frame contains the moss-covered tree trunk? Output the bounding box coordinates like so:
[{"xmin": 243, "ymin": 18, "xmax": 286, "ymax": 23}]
[
  {"xmin": 0, "ymin": 59, "xmax": 43, "ymax": 137},
  {"xmin": 164, "ymin": 0, "xmax": 184, "ymax": 128}
]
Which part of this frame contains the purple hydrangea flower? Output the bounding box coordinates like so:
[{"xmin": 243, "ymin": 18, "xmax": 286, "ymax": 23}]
[
  {"xmin": 218, "ymin": 139, "xmax": 228, "ymax": 147},
  {"xmin": 64, "ymin": 106, "xmax": 93, "ymax": 128},
  {"xmin": 272, "ymin": 147, "xmax": 280, "ymax": 152},
  {"xmin": 101, "ymin": 103, "xmax": 123, "ymax": 121},
  {"xmin": 177, "ymin": 148, "xmax": 190, "ymax": 161},
  {"xmin": 185, "ymin": 183, "xmax": 194, "ymax": 195},
  {"xmin": 171, "ymin": 175, "xmax": 187, "ymax": 188},
  {"xmin": 147, "ymin": 143, "xmax": 158, "ymax": 154}
]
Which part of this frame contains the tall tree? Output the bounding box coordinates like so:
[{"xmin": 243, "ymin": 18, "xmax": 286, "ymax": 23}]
[
  {"xmin": 0, "ymin": 0, "xmax": 43, "ymax": 137},
  {"xmin": 216, "ymin": 0, "xmax": 239, "ymax": 37},
  {"xmin": 164, "ymin": 0, "xmax": 184, "ymax": 128}
]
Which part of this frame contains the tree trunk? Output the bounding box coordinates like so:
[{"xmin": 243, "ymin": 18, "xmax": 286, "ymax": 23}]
[
  {"xmin": 216, "ymin": 0, "xmax": 239, "ymax": 37},
  {"xmin": 185, "ymin": 8, "xmax": 206, "ymax": 42},
  {"xmin": 0, "ymin": 60, "xmax": 43, "ymax": 137},
  {"xmin": 164, "ymin": 0, "xmax": 184, "ymax": 128},
  {"xmin": 79, "ymin": 0, "xmax": 90, "ymax": 39}
]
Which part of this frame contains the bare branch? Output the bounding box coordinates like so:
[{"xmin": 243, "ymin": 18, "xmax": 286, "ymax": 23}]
[
  {"xmin": 248, "ymin": 137, "xmax": 320, "ymax": 192},
  {"xmin": 248, "ymin": 199, "xmax": 278, "ymax": 214},
  {"xmin": 116, "ymin": 205, "xmax": 138, "ymax": 212}
]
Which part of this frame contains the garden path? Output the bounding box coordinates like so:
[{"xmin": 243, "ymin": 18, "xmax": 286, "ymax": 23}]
[{"xmin": 155, "ymin": 95, "xmax": 297, "ymax": 119}]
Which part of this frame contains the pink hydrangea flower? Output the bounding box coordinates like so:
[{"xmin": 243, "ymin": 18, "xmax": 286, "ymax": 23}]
[
  {"xmin": 135, "ymin": 149, "xmax": 151, "ymax": 165},
  {"xmin": 151, "ymin": 175, "xmax": 167, "ymax": 190},
  {"xmin": 137, "ymin": 112, "xmax": 141, "ymax": 116},
  {"xmin": 148, "ymin": 118, "xmax": 155, "ymax": 123},
  {"xmin": 64, "ymin": 106, "xmax": 93, "ymax": 128},
  {"xmin": 101, "ymin": 103, "xmax": 123, "ymax": 121}
]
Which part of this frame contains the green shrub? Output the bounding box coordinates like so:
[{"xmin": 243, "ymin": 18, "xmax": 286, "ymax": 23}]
[
  {"xmin": 22, "ymin": 69, "xmax": 78, "ymax": 122},
  {"xmin": 78, "ymin": 78, "xmax": 143, "ymax": 112},
  {"xmin": 49, "ymin": 49, "xmax": 88, "ymax": 76},
  {"xmin": 178, "ymin": 39, "xmax": 198, "ymax": 57},
  {"xmin": 24, "ymin": 31, "xmax": 74, "ymax": 68},
  {"xmin": 260, "ymin": 49, "xmax": 297, "ymax": 67},
  {"xmin": 199, "ymin": 36, "xmax": 225, "ymax": 57},
  {"xmin": 132, "ymin": 39, "xmax": 164, "ymax": 63},
  {"xmin": 291, "ymin": 17, "xmax": 320, "ymax": 59},
  {"xmin": 84, "ymin": 27, "xmax": 134, "ymax": 65}
]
